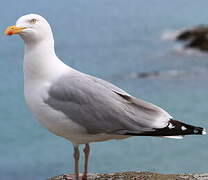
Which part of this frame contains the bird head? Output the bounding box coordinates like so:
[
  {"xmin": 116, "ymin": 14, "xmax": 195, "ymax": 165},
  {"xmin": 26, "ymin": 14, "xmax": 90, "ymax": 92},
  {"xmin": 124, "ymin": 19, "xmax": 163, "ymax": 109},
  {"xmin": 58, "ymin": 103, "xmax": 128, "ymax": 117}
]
[{"xmin": 5, "ymin": 14, "xmax": 53, "ymax": 44}]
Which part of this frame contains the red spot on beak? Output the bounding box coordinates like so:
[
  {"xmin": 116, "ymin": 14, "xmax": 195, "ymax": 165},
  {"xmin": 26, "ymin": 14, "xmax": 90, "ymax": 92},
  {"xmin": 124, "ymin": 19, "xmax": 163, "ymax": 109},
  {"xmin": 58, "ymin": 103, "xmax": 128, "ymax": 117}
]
[{"xmin": 7, "ymin": 31, "xmax": 13, "ymax": 36}]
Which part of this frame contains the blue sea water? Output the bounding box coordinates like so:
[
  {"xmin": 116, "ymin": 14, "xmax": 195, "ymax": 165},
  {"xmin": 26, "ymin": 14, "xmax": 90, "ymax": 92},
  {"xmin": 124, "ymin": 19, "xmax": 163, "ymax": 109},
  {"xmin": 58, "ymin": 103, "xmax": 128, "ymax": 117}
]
[{"xmin": 0, "ymin": 0, "xmax": 208, "ymax": 179}]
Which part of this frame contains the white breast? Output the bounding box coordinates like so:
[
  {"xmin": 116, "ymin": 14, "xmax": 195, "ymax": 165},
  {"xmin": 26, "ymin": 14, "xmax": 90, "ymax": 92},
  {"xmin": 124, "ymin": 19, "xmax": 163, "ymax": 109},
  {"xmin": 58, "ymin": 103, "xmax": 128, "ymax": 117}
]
[{"xmin": 24, "ymin": 80, "xmax": 90, "ymax": 142}]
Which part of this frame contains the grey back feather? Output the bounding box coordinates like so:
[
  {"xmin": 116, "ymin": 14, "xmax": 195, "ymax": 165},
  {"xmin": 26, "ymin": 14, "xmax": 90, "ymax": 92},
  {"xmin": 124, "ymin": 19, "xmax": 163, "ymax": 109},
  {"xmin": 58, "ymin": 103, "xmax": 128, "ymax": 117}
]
[{"xmin": 44, "ymin": 72, "xmax": 171, "ymax": 135}]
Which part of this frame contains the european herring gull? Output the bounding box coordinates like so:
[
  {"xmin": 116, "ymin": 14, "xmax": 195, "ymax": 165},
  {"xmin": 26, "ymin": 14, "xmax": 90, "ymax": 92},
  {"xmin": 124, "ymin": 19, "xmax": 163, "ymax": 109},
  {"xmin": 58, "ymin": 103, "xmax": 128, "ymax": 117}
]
[{"xmin": 5, "ymin": 14, "xmax": 206, "ymax": 180}]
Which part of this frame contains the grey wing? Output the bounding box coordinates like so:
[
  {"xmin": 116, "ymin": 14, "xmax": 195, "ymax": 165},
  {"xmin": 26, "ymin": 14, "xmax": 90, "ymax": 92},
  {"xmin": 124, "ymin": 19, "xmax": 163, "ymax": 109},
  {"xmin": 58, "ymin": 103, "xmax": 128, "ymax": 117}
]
[{"xmin": 44, "ymin": 72, "xmax": 172, "ymax": 135}]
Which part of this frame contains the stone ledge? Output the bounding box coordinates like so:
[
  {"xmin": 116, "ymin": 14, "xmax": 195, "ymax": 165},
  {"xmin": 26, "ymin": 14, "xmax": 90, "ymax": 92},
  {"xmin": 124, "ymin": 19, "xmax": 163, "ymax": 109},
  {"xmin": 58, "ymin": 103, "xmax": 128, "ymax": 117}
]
[{"xmin": 47, "ymin": 172, "xmax": 208, "ymax": 180}]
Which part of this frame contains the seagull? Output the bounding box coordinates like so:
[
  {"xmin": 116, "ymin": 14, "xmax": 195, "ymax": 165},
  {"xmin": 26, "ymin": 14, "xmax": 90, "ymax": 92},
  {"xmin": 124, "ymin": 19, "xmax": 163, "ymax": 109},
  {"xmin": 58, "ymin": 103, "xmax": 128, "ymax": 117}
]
[{"xmin": 5, "ymin": 14, "xmax": 206, "ymax": 180}]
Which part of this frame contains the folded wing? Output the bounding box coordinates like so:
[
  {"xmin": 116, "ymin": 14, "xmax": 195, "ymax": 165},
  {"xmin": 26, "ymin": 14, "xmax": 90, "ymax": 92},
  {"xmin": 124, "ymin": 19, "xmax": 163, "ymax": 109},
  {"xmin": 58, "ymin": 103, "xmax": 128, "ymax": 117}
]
[{"xmin": 44, "ymin": 72, "xmax": 173, "ymax": 135}]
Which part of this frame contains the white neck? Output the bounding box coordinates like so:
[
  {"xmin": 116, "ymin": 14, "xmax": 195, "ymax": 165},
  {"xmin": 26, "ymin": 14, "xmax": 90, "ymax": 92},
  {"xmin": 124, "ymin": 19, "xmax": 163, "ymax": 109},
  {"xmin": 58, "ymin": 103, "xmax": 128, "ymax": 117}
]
[{"xmin": 23, "ymin": 39, "xmax": 71, "ymax": 85}]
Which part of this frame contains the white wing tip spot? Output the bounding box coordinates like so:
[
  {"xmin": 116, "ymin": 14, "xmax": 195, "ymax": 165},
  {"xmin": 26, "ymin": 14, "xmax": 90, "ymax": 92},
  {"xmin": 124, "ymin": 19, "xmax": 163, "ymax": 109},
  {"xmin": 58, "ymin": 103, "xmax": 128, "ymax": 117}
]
[
  {"xmin": 202, "ymin": 129, "xmax": 207, "ymax": 135},
  {"xmin": 181, "ymin": 126, "xmax": 187, "ymax": 131},
  {"xmin": 194, "ymin": 129, "xmax": 199, "ymax": 134},
  {"xmin": 168, "ymin": 123, "xmax": 175, "ymax": 129}
]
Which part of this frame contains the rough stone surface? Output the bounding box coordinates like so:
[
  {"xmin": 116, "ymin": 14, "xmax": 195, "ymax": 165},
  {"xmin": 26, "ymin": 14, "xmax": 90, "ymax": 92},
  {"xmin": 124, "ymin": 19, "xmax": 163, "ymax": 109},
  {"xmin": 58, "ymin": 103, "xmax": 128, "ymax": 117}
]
[{"xmin": 47, "ymin": 172, "xmax": 208, "ymax": 180}]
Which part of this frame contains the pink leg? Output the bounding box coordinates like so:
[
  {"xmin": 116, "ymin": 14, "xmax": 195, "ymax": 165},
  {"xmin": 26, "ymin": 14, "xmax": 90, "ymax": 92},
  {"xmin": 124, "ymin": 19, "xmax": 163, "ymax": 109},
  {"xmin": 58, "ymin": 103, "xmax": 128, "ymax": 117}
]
[
  {"xmin": 73, "ymin": 145, "xmax": 80, "ymax": 180},
  {"xmin": 82, "ymin": 143, "xmax": 90, "ymax": 180}
]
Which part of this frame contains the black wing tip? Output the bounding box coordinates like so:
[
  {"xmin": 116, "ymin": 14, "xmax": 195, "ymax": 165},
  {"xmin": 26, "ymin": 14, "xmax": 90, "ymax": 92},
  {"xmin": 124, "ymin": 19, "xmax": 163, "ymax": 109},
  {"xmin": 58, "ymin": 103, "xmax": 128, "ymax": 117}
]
[
  {"xmin": 124, "ymin": 119, "xmax": 206, "ymax": 136},
  {"xmin": 168, "ymin": 119, "xmax": 206, "ymax": 136}
]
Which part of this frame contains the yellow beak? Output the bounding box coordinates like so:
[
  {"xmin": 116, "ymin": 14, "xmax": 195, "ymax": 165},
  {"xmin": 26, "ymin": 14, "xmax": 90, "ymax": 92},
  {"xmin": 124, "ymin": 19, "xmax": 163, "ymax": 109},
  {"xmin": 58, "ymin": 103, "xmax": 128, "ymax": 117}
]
[{"xmin": 4, "ymin": 25, "xmax": 26, "ymax": 36}]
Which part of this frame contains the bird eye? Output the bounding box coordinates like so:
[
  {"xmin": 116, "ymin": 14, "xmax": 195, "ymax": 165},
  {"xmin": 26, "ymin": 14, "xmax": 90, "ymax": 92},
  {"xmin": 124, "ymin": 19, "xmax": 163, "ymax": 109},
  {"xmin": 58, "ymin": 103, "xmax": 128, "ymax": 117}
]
[{"xmin": 30, "ymin": 18, "xmax": 37, "ymax": 24}]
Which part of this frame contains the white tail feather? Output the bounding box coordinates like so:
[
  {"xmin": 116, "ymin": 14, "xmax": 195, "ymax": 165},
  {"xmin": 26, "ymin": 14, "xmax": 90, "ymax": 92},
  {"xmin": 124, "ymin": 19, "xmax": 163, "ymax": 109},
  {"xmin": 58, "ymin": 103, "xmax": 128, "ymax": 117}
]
[{"xmin": 162, "ymin": 136, "xmax": 184, "ymax": 139}]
